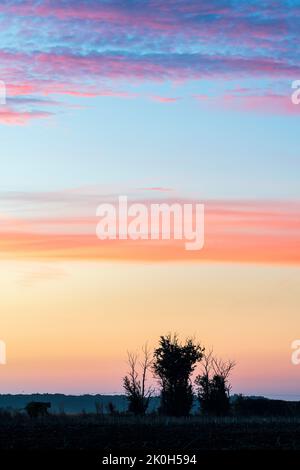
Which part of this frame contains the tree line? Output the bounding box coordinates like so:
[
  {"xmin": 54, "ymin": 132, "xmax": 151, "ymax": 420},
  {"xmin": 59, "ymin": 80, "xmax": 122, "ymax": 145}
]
[{"xmin": 123, "ymin": 334, "xmax": 235, "ymax": 417}]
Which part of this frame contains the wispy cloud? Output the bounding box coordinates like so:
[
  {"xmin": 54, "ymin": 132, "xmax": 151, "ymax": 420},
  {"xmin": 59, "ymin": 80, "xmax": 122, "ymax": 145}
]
[
  {"xmin": 0, "ymin": 108, "xmax": 53, "ymax": 125},
  {"xmin": 0, "ymin": 189, "xmax": 299, "ymax": 265},
  {"xmin": 0, "ymin": 0, "xmax": 299, "ymax": 121},
  {"xmin": 194, "ymin": 90, "xmax": 300, "ymax": 115}
]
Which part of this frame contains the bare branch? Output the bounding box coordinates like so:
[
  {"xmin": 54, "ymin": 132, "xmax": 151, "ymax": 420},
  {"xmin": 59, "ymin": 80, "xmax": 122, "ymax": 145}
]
[
  {"xmin": 212, "ymin": 357, "xmax": 236, "ymax": 380},
  {"xmin": 123, "ymin": 344, "xmax": 154, "ymax": 415},
  {"xmin": 200, "ymin": 348, "xmax": 214, "ymax": 377},
  {"xmin": 140, "ymin": 343, "xmax": 154, "ymax": 398}
]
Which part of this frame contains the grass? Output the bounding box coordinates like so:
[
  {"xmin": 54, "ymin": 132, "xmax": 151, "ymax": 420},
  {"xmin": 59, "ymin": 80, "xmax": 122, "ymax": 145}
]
[{"xmin": 0, "ymin": 413, "xmax": 300, "ymax": 450}]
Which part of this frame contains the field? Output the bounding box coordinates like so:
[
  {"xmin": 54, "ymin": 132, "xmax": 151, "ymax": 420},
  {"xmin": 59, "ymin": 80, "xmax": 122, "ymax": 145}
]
[{"xmin": 0, "ymin": 414, "xmax": 300, "ymax": 451}]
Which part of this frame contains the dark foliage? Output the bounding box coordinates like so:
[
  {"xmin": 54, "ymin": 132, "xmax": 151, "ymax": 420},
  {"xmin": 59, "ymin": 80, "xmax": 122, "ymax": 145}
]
[
  {"xmin": 195, "ymin": 351, "xmax": 235, "ymax": 416},
  {"xmin": 123, "ymin": 376, "xmax": 151, "ymax": 415},
  {"xmin": 153, "ymin": 334, "xmax": 204, "ymax": 416},
  {"xmin": 123, "ymin": 347, "xmax": 153, "ymax": 415},
  {"xmin": 196, "ymin": 374, "xmax": 230, "ymax": 415},
  {"xmin": 233, "ymin": 395, "xmax": 300, "ymax": 417}
]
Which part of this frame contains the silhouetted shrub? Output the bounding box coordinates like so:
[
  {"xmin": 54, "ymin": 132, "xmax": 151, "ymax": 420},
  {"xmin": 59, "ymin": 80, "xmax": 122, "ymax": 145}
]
[
  {"xmin": 195, "ymin": 351, "xmax": 235, "ymax": 416},
  {"xmin": 153, "ymin": 334, "xmax": 204, "ymax": 417}
]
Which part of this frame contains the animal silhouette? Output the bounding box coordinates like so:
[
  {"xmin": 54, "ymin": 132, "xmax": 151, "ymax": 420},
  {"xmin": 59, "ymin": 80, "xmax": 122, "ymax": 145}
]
[{"xmin": 25, "ymin": 401, "xmax": 51, "ymax": 418}]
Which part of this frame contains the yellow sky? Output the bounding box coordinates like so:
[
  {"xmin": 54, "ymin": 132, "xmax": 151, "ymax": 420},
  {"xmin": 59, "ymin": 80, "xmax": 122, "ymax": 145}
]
[{"xmin": 0, "ymin": 260, "xmax": 299, "ymax": 397}]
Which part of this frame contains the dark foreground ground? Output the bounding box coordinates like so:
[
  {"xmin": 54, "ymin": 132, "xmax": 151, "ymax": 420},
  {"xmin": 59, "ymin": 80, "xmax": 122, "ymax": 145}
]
[
  {"xmin": 0, "ymin": 414, "xmax": 300, "ymax": 450},
  {"xmin": 1, "ymin": 415, "xmax": 300, "ymax": 466}
]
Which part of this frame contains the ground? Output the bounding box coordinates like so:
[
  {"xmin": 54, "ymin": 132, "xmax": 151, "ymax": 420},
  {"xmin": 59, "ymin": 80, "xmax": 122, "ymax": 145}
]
[{"xmin": 0, "ymin": 415, "xmax": 300, "ymax": 451}]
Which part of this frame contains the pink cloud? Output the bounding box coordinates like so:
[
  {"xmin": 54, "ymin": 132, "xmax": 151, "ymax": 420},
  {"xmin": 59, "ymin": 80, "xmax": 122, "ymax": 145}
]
[
  {"xmin": 138, "ymin": 187, "xmax": 174, "ymax": 193},
  {"xmin": 0, "ymin": 1, "xmax": 299, "ymax": 122},
  {"xmin": 150, "ymin": 95, "xmax": 179, "ymax": 103},
  {"xmin": 195, "ymin": 91, "xmax": 300, "ymax": 116},
  {"xmin": 0, "ymin": 108, "xmax": 53, "ymax": 125},
  {"xmin": 0, "ymin": 196, "xmax": 299, "ymax": 265},
  {"xmin": 0, "ymin": 0, "xmax": 291, "ymax": 45}
]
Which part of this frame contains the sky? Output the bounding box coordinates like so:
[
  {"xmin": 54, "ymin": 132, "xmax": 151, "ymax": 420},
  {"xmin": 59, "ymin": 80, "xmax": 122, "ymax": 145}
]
[{"xmin": 0, "ymin": 0, "xmax": 299, "ymax": 398}]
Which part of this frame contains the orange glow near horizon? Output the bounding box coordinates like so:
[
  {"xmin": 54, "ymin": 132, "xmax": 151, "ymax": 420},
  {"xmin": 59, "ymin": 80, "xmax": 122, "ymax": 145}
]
[{"xmin": 1, "ymin": 260, "xmax": 299, "ymax": 398}]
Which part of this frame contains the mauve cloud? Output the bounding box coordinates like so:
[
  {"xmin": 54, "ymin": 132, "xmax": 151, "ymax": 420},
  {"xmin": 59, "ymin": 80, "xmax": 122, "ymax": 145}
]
[{"xmin": 0, "ymin": 0, "xmax": 299, "ymax": 121}]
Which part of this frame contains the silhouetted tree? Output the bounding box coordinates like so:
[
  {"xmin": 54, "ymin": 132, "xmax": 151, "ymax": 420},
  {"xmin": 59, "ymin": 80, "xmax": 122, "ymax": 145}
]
[
  {"xmin": 123, "ymin": 345, "xmax": 154, "ymax": 415},
  {"xmin": 195, "ymin": 350, "xmax": 235, "ymax": 416},
  {"xmin": 153, "ymin": 334, "xmax": 204, "ymax": 417}
]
